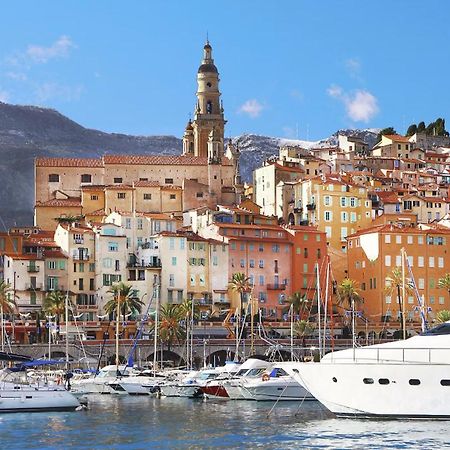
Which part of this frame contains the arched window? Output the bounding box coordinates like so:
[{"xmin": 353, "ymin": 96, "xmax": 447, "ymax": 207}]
[{"xmin": 206, "ymin": 101, "xmax": 212, "ymax": 114}]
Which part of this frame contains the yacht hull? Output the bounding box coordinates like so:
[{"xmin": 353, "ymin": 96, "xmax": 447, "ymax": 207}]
[{"xmin": 287, "ymin": 362, "xmax": 450, "ymax": 418}]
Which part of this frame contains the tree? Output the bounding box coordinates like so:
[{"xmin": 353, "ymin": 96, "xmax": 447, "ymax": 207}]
[
  {"xmin": 376, "ymin": 127, "xmax": 397, "ymax": 142},
  {"xmin": 0, "ymin": 281, "xmax": 17, "ymax": 348},
  {"xmin": 438, "ymin": 273, "xmax": 450, "ymax": 302},
  {"xmin": 293, "ymin": 319, "xmax": 314, "ymax": 338},
  {"xmin": 385, "ymin": 267, "xmax": 413, "ymax": 338},
  {"xmin": 406, "ymin": 124, "xmax": 417, "ymax": 136},
  {"xmin": 436, "ymin": 310, "xmax": 450, "ymax": 324},
  {"xmin": 157, "ymin": 304, "xmax": 186, "ymax": 351},
  {"xmin": 104, "ymin": 282, "xmax": 143, "ymax": 323},
  {"xmin": 284, "ymin": 292, "xmax": 309, "ymax": 319},
  {"xmin": 229, "ymin": 273, "xmax": 252, "ymax": 316},
  {"xmin": 417, "ymin": 121, "xmax": 426, "ymax": 133},
  {"xmin": 337, "ymin": 279, "xmax": 362, "ymax": 310},
  {"xmin": 43, "ymin": 290, "xmax": 66, "ymax": 338}
]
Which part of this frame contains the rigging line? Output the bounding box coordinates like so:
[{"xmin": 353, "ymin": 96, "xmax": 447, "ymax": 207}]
[
  {"xmin": 68, "ymin": 302, "xmax": 88, "ymax": 363},
  {"xmin": 266, "ymin": 384, "xmax": 289, "ymax": 418}
]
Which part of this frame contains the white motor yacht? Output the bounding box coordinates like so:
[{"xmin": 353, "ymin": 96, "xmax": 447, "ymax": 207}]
[
  {"xmin": 0, "ymin": 368, "xmax": 81, "ymax": 413},
  {"xmin": 282, "ymin": 321, "xmax": 450, "ymax": 418},
  {"xmin": 237, "ymin": 364, "xmax": 315, "ymax": 401}
]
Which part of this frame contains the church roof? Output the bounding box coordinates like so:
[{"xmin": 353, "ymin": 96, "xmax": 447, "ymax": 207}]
[{"xmin": 198, "ymin": 63, "xmax": 218, "ymax": 74}]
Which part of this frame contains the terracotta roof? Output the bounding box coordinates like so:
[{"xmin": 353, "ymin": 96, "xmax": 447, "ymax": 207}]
[
  {"xmin": 3, "ymin": 253, "xmax": 42, "ymax": 261},
  {"xmin": 44, "ymin": 250, "xmax": 67, "ymax": 259},
  {"xmin": 85, "ymin": 208, "xmax": 106, "ymax": 216},
  {"xmin": 161, "ymin": 185, "xmax": 182, "ymax": 191},
  {"xmin": 272, "ymin": 163, "xmax": 305, "ymax": 173},
  {"xmin": 133, "ymin": 181, "xmax": 161, "ymax": 187},
  {"xmin": 105, "ymin": 184, "xmax": 134, "ymax": 190},
  {"xmin": 383, "ymin": 134, "xmax": 411, "ymax": 143},
  {"xmin": 35, "ymin": 198, "xmax": 82, "ymax": 207},
  {"xmin": 103, "ymin": 155, "xmax": 208, "ymax": 166},
  {"xmin": 141, "ymin": 213, "xmax": 177, "ymax": 220},
  {"xmin": 376, "ymin": 191, "xmax": 399, "ymax": 203},
  {"xmin": 36, "ymin": 157, "xmax": 103, "ymax": 167}
]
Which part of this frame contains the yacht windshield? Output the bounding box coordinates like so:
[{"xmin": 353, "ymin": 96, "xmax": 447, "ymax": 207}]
[{"xmin": 421, "ymin": 323, "xmax": 450, "ymax": 336}]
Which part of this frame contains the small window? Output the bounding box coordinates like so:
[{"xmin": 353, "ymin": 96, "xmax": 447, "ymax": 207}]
[
  {"xmin": 170, "ymin": 194, "xmax": 176, "ymax": 200},
  {"xmin": 196, "ymin": 192, "xmax": 203, "ymax": 198},
  {"xmin": 440, "ymin": 380, "xmax": 450, "ymax": 386},
  {"xmin": 143, "ymin": 193, "xmax": 152, "ymax": 200},
  {"xmin": 91, "ymin": 195, "xmax": 99, "ymax": 201},
  {"xmin": 409, "ymin": 379, "xmax": 420, "ymax": 386},
  {"xmin": 48, "ymin": 174, "xmax": 59, "ymax": 182},
  {"xmin": 117, "ymin": 193, "xmax": 126, "ymax": 199},
  {"xmin": 81, "ymin": 174, "xmax": 92, "ymax": 183},
  {"xmin": 363, "ymin": 378, "xmax": 374, "ymax": 384},
  {"xmin": 165, "ymin": 178, "xmax": 174, "ymax": 184},
  {"xmin": 113, "ymin": 177, "xmax": 123, "ymax": 184},
  {"xmin": 378, "ymin": 378, "xmax": 390, "ymax": 385}
]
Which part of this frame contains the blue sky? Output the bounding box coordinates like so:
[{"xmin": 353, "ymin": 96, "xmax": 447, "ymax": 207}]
[{"xmin": 0, "ymin": 1, "xmax": 449, "ymax": 141}]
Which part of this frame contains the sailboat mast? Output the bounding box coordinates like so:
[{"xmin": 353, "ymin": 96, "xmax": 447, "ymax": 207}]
[
  {"xmin": 323, "ymin": 261, "xmax": 330, "ymax": 357},
  {"xmin": 401, "ymin": 248, "xmax": 407, "ymax": 340},
  {"xmin": 65, "ymin": 291, "xmax": 69, "ymax": 371},
  {"xmin": 152, "ymin": 283, "xmax": 159, "ymax": 377},
  {"xmin": 316, "ymin": 262, "xmax": 322, "ymax": 358}
]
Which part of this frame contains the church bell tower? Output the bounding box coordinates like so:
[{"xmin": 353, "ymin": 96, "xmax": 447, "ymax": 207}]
[{"xmin": 185, "ymin": 40, "xmax": 225, "ymax": 159}]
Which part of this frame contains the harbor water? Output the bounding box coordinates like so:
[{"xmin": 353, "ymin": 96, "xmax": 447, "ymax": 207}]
[{"xmin": 1, "ymin": 396, "xmax": 450, "ymax": 449}]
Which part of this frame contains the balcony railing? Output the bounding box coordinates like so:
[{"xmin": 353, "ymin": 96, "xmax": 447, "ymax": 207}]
[
  {"xmin": 197, "ymin": 298, "xmax": 213, "ymax": 306},
  {"xmin": 72, "ymin": 254, "xmax": 89, "ymax": 261},
  {"xmin": 127, "ymin": 261, "xmax": 162, "ymax": 268},
  {"xmin": 267, "ymin": 283, "xmax": 287, "ymax": 290},
  {"xmin": 25, "ymin": 283, "xmax": 42, "ymax": 290},
  {"xmin": 214, "ymin": 299, "xmax": 230, "ymax": 305},
  {"xmin": 27, "ymin": 265, "xmax": 39, "ymax": 273}
]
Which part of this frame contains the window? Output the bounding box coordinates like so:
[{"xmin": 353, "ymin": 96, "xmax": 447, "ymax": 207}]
[
  {"xmin": 385, "ymin": 255, "xmax": 391, "ymax": 266},
  {"xmin": 429, "ymin": 257, "xmax": 435, "ymax": 268},
  {"xmin": 125, "ymin": 218, "xmax": 131, "ymax": 229},
  {"xmin": 89, "ymin": 263, "xmax": 95, "ymax": 272},
  {"xmin": 341, "ymin": 212, "xmax": 349, "ymax": 223},
  {"xmin": 114, "ymin": 177, "xmax": 123, "ymax": 184},
  {"xmin": 272, "ymin": 244, "xmax": 280, "ymax": 253},
  {"xmin": 117, "ymin": 192, "xmax": 126, "ymax": 199},
  {"xmin": 180, "ymin": 239, "xmax": 185, "ymax": 250},
  {"xmin": 418, "ymin": 256, "xmax": 424, "ymax": 267},
  {"xmin": 407, "ymin": 235, "xmax": 413, "ymax": 244},
  {"xmin": 249, "ymin": 259, "xmax": 255, "ymax": 268},
  {"xmin": 48, "ymin": 261, "xmax": 56, "ymax": 270},
  {"xmin": 385, "ymin": 234, "xmax": 391, "ymax": 244},
  {"xmin": 79, "ymin": 262, "xmax": 85, "ymax": 273},
  {"xmin": 340, "ymin": 197, "xmax": 347, "ymax": 207},
  {"xmin": 137, "ymin": 218, "xmax": 143, "ymax": 230},
  {"xmin": 170, "ymin": 194, "xmax": 176, "ymax": 200},
  {"xmin": 395, "ymin": 235, "xmax": 402, "ymax": 244},
  {"xmin": 325, "ymin": 226, "xmax": 332, "ymax": 238},
  {"xmin": 324, "ymin": 211, "xmax": 332, "ymax": 221},
  {"xmin": 169, "ymin": 274, "xmax": 175, "ymax": 287},
  {"xmin": 144, "ymin": 193, "xmax": 152, "ymax": 200},
  {"xmin": 108, "ymin": 242, "xmax": 118, "ymax": 252},
  {"xmin": 190, "ymin": 275, "xmax": 195, "ymax": 286},
  {"xmin": 199, "ymin": 275, "xmax": 205, "ymax": 286},
  {"xmin": 439, "ymin": 296, "xmax": 445, "ymax": 305},
  {"xmin": 385, "ymin": 296, "xmax": 391, "ymax": 304},
  {"xmin": 259, "ymin": 244, "xmax": 264, "ymax": 252},
  {"xmin": 91, "ymin": 195, "xmax": 98, "ymax": 201},
  {"xmin": 213, "ymin": 256, "xmax": 218, "ymax": 266},
  {"xmin": 196, "ymin": 192, "xmax": 203, "ymax": 198},
  {"xmin": 81, "ymin": 174, "xmax": 92, "ymax": 183},
  {"xmin": 165, "ymin": 178, "xmax": 174, "ymax": 184},
  {"xmin": 259, "ymin": 275, "xmax": 265, "ymax": 286},
  {"xmin": 438, "ymin": 257, "xmax": 444, "ymax": 268},
  {"xmin": 172, "ymin": 257, "xmax": 177, "ymax": 266},
  {"xmin": 324, "ymin": 196, "xmax": 331, "ymax": 206},
  {"xmin": 240, "ymin": 259, "xmax": 245, "ymax": 268},
  {"xmin": 48, "ymin": 174, "xmax": 59, "ymax": 182},
  {"xmin": 103, "ymin": 258, "xmax": 112, "ymax": 268},
  {"xmin": 418, "ymin": 236, "xmax": 424, "ymax": 245},
  {"xmin": 259, "ymin": 260, "xmax": 264, "ymax": 268},
  {"xmin": 59, "ymin": 260, "xmax": 66, "ymax": 270}
]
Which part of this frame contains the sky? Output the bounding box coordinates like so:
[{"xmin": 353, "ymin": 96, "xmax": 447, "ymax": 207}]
[{"xmin": 1, "ymin": 1, "xmax": 450, "ymax": 141}]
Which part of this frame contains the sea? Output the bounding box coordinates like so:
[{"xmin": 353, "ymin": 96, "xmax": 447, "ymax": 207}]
[{"xmin": 1, "ymin": 396, "xmax": 450, "ymax": 449}]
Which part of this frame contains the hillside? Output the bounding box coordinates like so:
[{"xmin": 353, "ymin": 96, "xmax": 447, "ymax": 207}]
[{"xmin": 0, "ymin": 101, "xmax": 378, "ymax": 229}]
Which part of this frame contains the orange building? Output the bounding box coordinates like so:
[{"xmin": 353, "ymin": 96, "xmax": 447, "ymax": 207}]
[{"xmin": 347, "ymin": 223, "xmax": 450, "ymax": 331}]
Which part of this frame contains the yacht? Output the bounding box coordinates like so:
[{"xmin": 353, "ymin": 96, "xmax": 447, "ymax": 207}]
[
  {"xmin": 0, "ymin": 368, "xmax": 81, "ymax": 412},
  {"xmin": 237, "ymin": 364, "xmax": 315, "ymax": 401},
  {"xmin": 282, "ymin": 322, "xmax": 450, "ymax": 418}
]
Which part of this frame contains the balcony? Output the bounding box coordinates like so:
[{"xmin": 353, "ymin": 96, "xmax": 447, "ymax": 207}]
[
  {"xmin": 25, "ymin": 283, "xmax": 42, "ymax": 290},
  {"xmin": 127, "ymin": 261, "xmax": 162, "ymax": 269},
  {"xmin": 72, "ymin": 254, "xmax": 89, "ymax": 261},
  {"xmin": 74, "ymin": 238, "xmax": 84, "ymax": 245},
  {"xmin": 214, "ymin": 298, "xmax": 230, "ymax": 305},
  {"xmin": 27, "ymin": 265, "xmax": 40, "ymax": 273},
  {"xmin": 267, "ymin": 283, "xmax": 287, "ymax": 290},
  {"xmin": 197, "ymin": 298, "xmax": 213, "ymax": 306}
]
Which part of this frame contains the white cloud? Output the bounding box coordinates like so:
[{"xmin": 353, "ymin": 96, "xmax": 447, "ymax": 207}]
[
  {"xmin": 0, "ymin": 90, "xmax": 10, "ymax": 102},
  {"xmin": 327, "ymin": 84, "xmax": 379, "ymax": 123},
  {"xmin": 26, "ymin": 35, "xmax": 75, "ymax": 63},
  {"xmin": 6, "ymin": 71, "xmax": 27, "ymax": 81},
  {"xmin": 238, "ymin": 99, "xmax": 264, "ymax": 118},
  {"xmin": 346, "ymin": 58, "xmax": 360, "ymax": 75},
  {"xmin": 35, "ymin": 82, "xmax": 83, "ymax": 103}
]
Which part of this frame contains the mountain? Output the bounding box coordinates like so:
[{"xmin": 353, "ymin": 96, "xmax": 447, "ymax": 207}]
[{"xmin": 0, "ymin": 101, "xmax": 378, "ymax": 229}]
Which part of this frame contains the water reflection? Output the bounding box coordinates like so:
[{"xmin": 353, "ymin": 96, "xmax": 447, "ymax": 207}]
[{"xmin": 0, "ymin": 396, "xmax": 448, "ymax": 449}]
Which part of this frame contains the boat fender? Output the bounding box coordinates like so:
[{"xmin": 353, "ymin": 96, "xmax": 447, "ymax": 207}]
[{"xmin": 262, "ymin": 374, "xmax": 270, "ymax": 382}]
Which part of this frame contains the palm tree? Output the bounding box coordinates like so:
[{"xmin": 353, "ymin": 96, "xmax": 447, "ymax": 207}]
[
  {"xmin": 157, "ymin": 304, "xmax": 186, "ymax": 351},
  {"xmin": 337, "ymin": 279, "xmax": 362, "ymax": 344},
  {"xmin": 385, "ymin": 267, "xmax": 413, "ymax": 338},
  {"xmin": 438, "ymin": 273, "xmax": 450, "ymax": 302},
  {"xmin": 285, "ymin": 292, "xmax": 309, "ymax": 319},
  {"xmin": 104, "ymin": 282, "xmax": 143, "ymax": 323},
  {"xmin": 436, "ymin": 310, "xmax": 450, "ymax": 324},
  {"xmin": 43, "ymin": 290, "xmax": 66, "ymax": 338},
  {"xmin": 0, "ymin": 281, "xmax": 17, "ymax": 349},
  {"xmin": 229, "ymin": 272, "xmax": 252, "ymax": 317},
  {"xmin": 337, "ymin": 279, "xmax": 362, "ymax": 310}
]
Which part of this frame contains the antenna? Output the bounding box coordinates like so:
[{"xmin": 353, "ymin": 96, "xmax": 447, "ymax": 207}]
[{"xmin": 206, "ymin": 31, "xmax": 209, "ymax": 44}]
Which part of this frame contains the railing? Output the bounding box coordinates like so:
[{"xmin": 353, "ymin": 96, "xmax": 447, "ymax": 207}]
[
  {"xmin": 76, "ymin": 304, "xmax": 98, "ymax": 311},
  {"xmin": 127, "ymin": 261, "xmax": 162, "ymax": 268},
  {"xmin": 25, "ymin": 283, "xmax": 42, "ymax": 290},
  {"xmin": 214, "ymin": 299, "xmax": 230, "ymax": 304},
  {"xmin": 74, "ymin": 239, "xmax": 84, "ymax": 244},
  {"xmin": 27, "ymin": 265, "xmax": 39, "ymax": 273},
  {"xmin": 197, "ymin": 298, "xmax": 213, "ymax": 306},
  {"xmin": 267, "ymin": 283, "xmax": 286, "ymax": 290},
  {"xmin": 329, "ymin": 346, "xmax": 450, "ymax": 365},
  {"xmin": 72, "ymin": 254, "xmax": 89, "ymax": 261}
]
